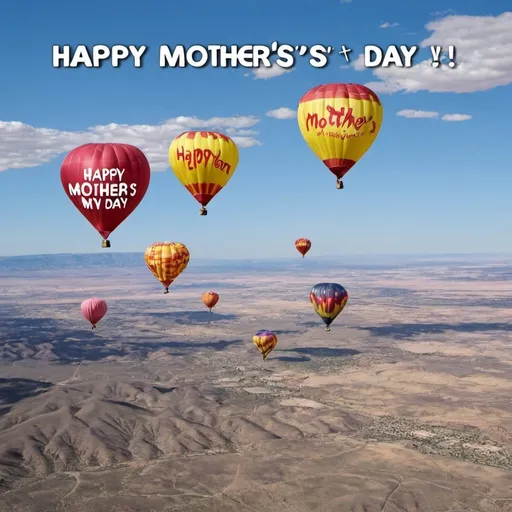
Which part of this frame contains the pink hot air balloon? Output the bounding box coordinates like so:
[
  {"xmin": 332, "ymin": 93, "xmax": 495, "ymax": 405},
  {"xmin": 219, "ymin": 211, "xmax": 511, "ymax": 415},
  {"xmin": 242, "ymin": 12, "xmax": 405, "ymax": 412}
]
[{"xmin": 81, "ymin": 298, "xmax": 108, "ymax": 329}]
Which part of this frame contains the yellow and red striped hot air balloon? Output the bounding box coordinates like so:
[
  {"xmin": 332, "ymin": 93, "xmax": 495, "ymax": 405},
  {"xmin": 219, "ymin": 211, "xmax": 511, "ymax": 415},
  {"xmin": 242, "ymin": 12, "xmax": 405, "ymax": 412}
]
[
  {"xmin": 295, "ymin": 238, "xmax": 311, "ymax": 258},
  {"xmin": 144, "ymin": 242, "xmax": 190, "ymax": 294},
  {"xmin": 202, "ymin": 291, "xmax": 219, "ymax": 312},
  {"xmin": 297, "ymin": 83, "xmax": 383, "ymax": 189},
  {"xmin": 169, "ymin": 131, "xmax": 239, "ymax": 215},
  {"xmin": 309, "ymin": 283, "xmax": 348, "ymax": 331},
  {"xmin": 253, "ymin": 330, "xmax": 278, "ymax": 361}
]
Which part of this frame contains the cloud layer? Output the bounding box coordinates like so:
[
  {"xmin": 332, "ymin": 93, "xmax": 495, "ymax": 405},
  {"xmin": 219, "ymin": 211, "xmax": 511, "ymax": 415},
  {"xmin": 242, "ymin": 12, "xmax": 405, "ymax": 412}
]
[
  {"xmin": 0, "ymin": 116, "xmax": 261, "ymax": 172},
  {"xmin": 266, "ymin": 107, "xmax": 296, "ymax": 119},
  {"xmin": 441, "ymin": 113, "xmax": 472, "ymax": 122},
  {"xmin": 396, "ymin": 110, "xmax": 472, "ymax": 121},
  {"xmin": 251, "ymin": 61, "xmax": 294, "ymax": 80},
  {"xmin": 356, "ymin": 12, "xmax": 512, "ymax": 93},
  {"xmin": 396, "ymin": 110, "xmax": 439, "ymax": 119}
]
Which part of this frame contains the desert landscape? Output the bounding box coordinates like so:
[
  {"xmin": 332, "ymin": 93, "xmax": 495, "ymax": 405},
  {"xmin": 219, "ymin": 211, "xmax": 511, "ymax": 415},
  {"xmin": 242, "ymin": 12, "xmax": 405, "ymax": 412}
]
[{"xmin": 0, "ymin": 253, "xmax": 510, "ymax": 511}]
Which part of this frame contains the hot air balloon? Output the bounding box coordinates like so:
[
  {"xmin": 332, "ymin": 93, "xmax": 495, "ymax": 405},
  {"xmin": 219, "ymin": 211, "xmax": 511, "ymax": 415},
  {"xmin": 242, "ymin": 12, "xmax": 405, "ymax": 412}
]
[
  {"xmin": 168, "ymin": 131, "xmax": 239, "ymax": 215},
  {"xmin": 297, "ymin": 83, "xmax": 383, "ymax": 189},
  {"xmin": 202, "ymin": 291, "xmax": 219, "ymax": 312},
  {"xmin": 61, "ymin": 143, "xmax": 151, "ymax": 247},
  {"xmin": 253, "ymin": 330, "xmax": 278, "ymax": 360},
  {"xmin": 295, "ymin": 238, "xmax": 311, "ymax": 258},
  {"xmin": 309, "ymin": 283, "xmax": 348, "ymax": 331},
  {"xmin": 81, "ymin": 298, "xmax": 107, "ymax": 329},
  {"xmin": 144, "ymin": 242, "xmax": 190, "ymax": 294}
]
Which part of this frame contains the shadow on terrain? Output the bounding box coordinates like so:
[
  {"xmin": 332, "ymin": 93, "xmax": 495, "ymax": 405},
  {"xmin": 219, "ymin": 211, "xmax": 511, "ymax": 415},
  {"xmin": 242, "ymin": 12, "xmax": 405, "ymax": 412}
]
[
  {"xmin": 0, "ymin": 314, "xmax": 243, "ymax": 362},
  {"xmin": 172, "ymin": 282, "xmax": 247, "ymax": 290},
  {"xmin": 0, "ymin": 316, "xmax": 122, "ymax": 361},
  {"xmin": 300, "ymin": 321, "xmax": 322, "ymax": 328},
  {"xmin": 374, "ymin": 287, "xmax": 416, "ymax": 298},
  {"xmin": 274, "ymin": 356, "xmax": 311, "ymax": 362},
  {"xmin": 0, "ymin": 378, "xmax": 52, "ymax": 415},
  {"xmin": 139, "ymin": 311, "xmax": 238, "ymax": 324},
  {"xmin": 357, "ymin": 322, "xmax": 512, "ymax": 340},
  {"xmin": 277, "ymin": 347, "xmax": 360, "ymax": 358},
  {"xmin": 125, "ymin": 339, "xmax": 244, "ymax": 352},
  {"xmin": 426, "ymin": 298, "xmax": 512, "ymax": 308},
  {"xmin": 273, "ymin": 329, "xmax": 305, "ymax": 335}
]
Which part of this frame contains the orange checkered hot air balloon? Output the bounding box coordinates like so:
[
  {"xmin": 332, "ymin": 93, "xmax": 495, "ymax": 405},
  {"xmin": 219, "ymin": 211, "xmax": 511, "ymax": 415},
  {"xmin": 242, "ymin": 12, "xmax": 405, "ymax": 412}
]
[
  {"xmin": 295, "ymin": 238, "xmax": 311, "ymax": 258},
  {"xmin": 202, "ymin": 291, "xmax": 219, "ymax": 312},
  {"xmin": 298, "ymin": 83, "xmax": 383, "ymax": 189},
  {"xmin": 253, "ymin": 330, "xmax": 278, "ymax": 361},
  {"xmin": 169, "ymin": 131, "xmax": 239, "ymax": 215},
  {"xmin": 144, "ymin": 242, "xmax": 190, "ymax": 294}
]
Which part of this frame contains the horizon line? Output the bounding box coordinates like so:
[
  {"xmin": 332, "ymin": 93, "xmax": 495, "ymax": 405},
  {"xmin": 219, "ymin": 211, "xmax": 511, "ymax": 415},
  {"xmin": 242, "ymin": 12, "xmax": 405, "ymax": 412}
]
[{"xmin": 1, "ymin": 251, "xmax": 511, "ymax": 260}]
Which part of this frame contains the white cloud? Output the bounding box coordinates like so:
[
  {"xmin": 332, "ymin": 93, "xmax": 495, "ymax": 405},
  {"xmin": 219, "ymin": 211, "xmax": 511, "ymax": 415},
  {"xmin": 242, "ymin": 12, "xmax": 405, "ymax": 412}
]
[
  {"xmin": 226, "ymin": 128, "xmax": 259, "ymax": 136},
  {"xmin": 380, "ymin": 22, "xmax": 399, "ymax": 28},
  {"xmin": 441, "ymin": 113, "xmax": 472, "ymax": 121},
  {"xmin": 352, "ymin": 53, "xmax": 368, "ymax": 71},
  {"xmin": 431, "ymin": 9, "xmax": 456, "ymax": 17},
  {"xmin": 265, "ymin": 107, "xmax": 296, "ymax": 119},
  {"xmin": 251, "ymin": 61, "xmax": 294, "ymax": 80},
  {"xmin": 396, "ymin": 110, "xmax": 472, "ymax": 121},
  {"xmin": 356, "ymin": 12, "xmax": 512, "ymax": 94},
  {"xmin": 396, "ymin": 109, "xmax": 439, "ymax": 118},
  {"xmin": 0, "ymin": 116, "xmax": 261, "ymax": 173}
]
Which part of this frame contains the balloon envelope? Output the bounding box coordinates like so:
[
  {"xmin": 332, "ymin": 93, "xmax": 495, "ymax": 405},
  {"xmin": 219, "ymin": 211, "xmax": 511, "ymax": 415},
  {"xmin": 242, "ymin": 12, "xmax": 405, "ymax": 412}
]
[
  {"xmin": 202, "ymin": 291, "xmax": 219, "ymax": 311},
  {"xmin": 61, "ymin": 143, "xmax": 151, "ymax": 246},
  {"xmin": 169, "ymin": 131, "xmax": 239, "ymax": 214},
  {"xmin": 253, "ymin": 330, "xmax": 278, "ymax": 360},
  {"xmin": 309, "ymin": 283, "xmax": 348, "ymax": 330},
  {"xmin": 295, "ymin": 238, "xmax": 311, "ymax": 257},
  {"xmin": 297, "ymin": 83, "xmax": 383, "ymax": 186},
  {"xmin": 81, "ymin": 298, "xmax": 107, "ymax": 329},
  {"xmin": 144, "ymin": 242, "xmax": 190, "ymax": 293}
]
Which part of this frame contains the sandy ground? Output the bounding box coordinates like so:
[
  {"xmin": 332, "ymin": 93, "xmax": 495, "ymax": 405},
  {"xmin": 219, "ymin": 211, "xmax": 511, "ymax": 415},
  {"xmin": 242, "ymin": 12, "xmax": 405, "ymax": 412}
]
[{"xmin": 0, "ymin": 257, "xmax": 510, "ymax": 511}]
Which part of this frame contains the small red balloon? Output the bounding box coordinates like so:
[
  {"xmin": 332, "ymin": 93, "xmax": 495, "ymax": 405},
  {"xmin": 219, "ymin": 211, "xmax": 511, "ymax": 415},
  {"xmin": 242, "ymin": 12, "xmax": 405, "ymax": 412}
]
[
  {"xmin": 295, "ymin": 238, "xmax": 312, "ymax": 258},
  {"xmin": 61, "ymin": 143, "xmax": 151, "ymax": 246}
]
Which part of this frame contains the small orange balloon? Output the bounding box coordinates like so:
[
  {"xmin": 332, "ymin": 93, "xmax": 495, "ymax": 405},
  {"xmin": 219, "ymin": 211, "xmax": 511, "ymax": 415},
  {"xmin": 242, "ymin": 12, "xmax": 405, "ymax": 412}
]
[{"xmin": 202, "ymin": 291, "xmax": 219, "ymax": 311}]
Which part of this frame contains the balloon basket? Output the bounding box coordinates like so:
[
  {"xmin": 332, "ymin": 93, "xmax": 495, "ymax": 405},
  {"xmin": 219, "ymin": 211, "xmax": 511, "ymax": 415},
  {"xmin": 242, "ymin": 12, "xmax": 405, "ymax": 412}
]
[
  {"xmin": 92, "ymin": 325, "xmax": 96, "ymax": 330},
  {"xmin": 336, "ymin": 179, "xmax": 344, "ymax": 190},
  {"xmin": 325, "ymin": 327, "xmax": 330, "ymax": 332},
  {"xmin": 199, "ymin": 207, "xmax": 207, "ymax": 216},
  {"xmin": 164, "ymin": 289, "xmax": 169, "ymax": 294},
  {"xmin": 102, "ymin": 239, "xmax": 111, "ymax": 248}
]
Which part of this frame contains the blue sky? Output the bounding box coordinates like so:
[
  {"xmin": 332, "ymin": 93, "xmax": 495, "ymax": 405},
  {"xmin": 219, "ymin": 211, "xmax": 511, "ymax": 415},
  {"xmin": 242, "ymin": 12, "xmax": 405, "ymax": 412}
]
[{"xmin": 0, "ymin": 0, "xmax": 510, "ymax": 258}]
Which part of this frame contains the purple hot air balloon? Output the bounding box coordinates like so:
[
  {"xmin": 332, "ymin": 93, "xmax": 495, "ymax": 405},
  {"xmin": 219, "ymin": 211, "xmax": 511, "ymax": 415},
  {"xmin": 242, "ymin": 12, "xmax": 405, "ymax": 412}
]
[{"xmin": 81, "ymin": 298, "xmax": 108, "ymax": 329}]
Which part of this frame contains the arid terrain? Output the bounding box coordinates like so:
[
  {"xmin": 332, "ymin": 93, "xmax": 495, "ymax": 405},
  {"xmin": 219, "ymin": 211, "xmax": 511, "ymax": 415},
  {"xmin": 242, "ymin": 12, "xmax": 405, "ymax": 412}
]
[{"xmin": 0, "ymin": 253, "xmax": 510, "ymax": 511}]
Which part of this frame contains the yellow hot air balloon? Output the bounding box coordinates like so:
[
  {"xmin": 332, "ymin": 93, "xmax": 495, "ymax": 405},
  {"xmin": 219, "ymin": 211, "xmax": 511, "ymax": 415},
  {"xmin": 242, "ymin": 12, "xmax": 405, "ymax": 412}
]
[
  {"xmin": 169, "ymin": 131, "xmax": 239, "ymax": 215},
  {"xmin": 144, "ymin": 242, "xmax": 190, "ymax": 294},
  {"xmin": 297, "ymin": 83, "xmax": 383, "ymax": 189},
  {"xmin": 253, "ymin": 330, "xmax": 278, "ymax": 361}
]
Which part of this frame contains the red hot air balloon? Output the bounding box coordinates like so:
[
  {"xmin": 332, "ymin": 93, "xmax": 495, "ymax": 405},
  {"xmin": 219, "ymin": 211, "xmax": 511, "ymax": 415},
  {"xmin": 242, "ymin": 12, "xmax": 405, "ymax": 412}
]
[
  {"xmin": 295, "ymin": 238, "xmax": 311, "ymax": 258},
  {"xmin": 81, "ymin": 298, "xmax": 108, "ymax": 329},
  {"xmin": 61, "ymin": 143, "xmax": 151, "ymax": 248}
]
